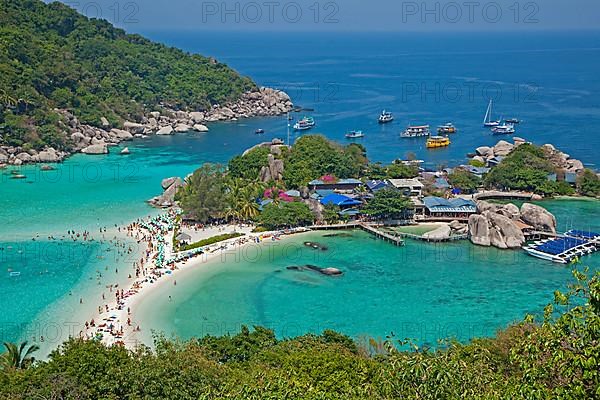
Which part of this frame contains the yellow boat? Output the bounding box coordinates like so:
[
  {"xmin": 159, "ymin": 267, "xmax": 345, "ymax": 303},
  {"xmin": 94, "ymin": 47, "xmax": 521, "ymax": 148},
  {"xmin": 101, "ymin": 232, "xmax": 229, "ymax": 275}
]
[{"xmin": 426, "ymin": 136, "xmax": 451, "ymax": 149}]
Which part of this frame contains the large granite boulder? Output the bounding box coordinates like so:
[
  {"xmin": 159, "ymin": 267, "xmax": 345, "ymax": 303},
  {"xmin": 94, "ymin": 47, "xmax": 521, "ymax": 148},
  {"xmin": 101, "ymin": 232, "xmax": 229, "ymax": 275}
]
[
  {"xmin": 259, "ymin": 154, "xmax": 284, "ymax": 182},
  {"xmin": 37, "ymin": 148, "xmax": 60, "ymax": 163},
  {"xmin": 192, "ymin": 124, "xmax": 209, "ymax": 132},
  {"xmin": 161, "ymin": 177, "xmax": 183, "ymax": 190},
  {"xmin": 123, "ymin": 121, "xmax": 145, "ymax": 134},
  {"xmin": 175, "ymin": 124, "xmax": 191, "ymax": 133},
  {"xmin": 100, "ymin": 117, "xmax": 110, "ymax": 128},
  {"xmin": 520, "ymin": 203, "xmax": 557, "ymax": 233},
  {"xmin": 16, "ymin": 152, "xmax": 32, "ymax": 163},
  {"xmin": 493, "ymin": 140, "xmax": 514, "ymax": 157},
  {"xmin": 189, "ymin": 112, "xmax": 205, "ymax": 123},
  {"xmin": 497, "ymin": 203, "xmax": 520, "ymax": 220},
  {"xmin": 476, "ymin": 200, "xmax": 500, "ymax": 214},
  {"xmin": 156, "ymin": 126, "xmax": 174, "ymax": 135},
  {"xmin": 302, "ymin": 198, "xmax": 323, "ymax": 222},
  {"xmin": 476, "ymin": 146, "xmax": 493, "ymax": 157},
  {"xmin": 485, "ymin": 212, "xmax": 525, "ymax": 248},
  {"xmin": 81, "ymin": 144, "xmax": 108, "ymax": 155},
  {"xmin": 111, "ymin": 128, "xmax": 133, "ymax": 141},
  {"xmin": 468, "ymin": 214, "xmax": 490, "ymax": 246}
]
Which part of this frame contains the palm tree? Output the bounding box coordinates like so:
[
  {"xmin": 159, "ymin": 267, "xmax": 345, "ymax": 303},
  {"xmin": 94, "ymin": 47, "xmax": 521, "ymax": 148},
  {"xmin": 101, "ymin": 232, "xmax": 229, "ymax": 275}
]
[
  {"xmin": 0, "ymin": 341, "xmax": 39, "ymax": 370},
  {"xmin": 0, "ymin": 89, "xmax": 17, "ymax": 108}
]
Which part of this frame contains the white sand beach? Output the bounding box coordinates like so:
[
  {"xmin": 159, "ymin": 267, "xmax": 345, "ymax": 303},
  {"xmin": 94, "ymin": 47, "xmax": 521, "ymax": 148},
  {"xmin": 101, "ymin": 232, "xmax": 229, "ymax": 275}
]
[{"xmin": 81, "ymin": 213, "xmax": 308, "ymax": 349}]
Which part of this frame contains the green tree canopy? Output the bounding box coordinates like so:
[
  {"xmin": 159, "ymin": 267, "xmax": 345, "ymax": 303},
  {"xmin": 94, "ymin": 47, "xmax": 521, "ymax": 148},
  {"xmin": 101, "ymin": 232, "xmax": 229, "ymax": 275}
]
[
  {"xmin": 257, "ymin": 201, "xmax": 314, "ymax": 229},
  {"xmin": 283, "ymin": 135, "xmax": 368, "ymax": 188},
  {"xmin": 448, "ymin": 168, "xmax": 481, "ymax": 193},
  {"xmin": 228, "ymin": 147, "xmax": 271, "ymax": 181},
  {"xmin": 0, "ymin": 0, "xmax": 255, "ymax": 149},
  {"xmin": 577, "ymin": 169, "xmax": 600, "ymax": 197},
  {"xmin": 175, "ymin": 164, "xmax": 228, "ymax": 223},
  {"xmin": 363, "ymin": 188, "xmax": 414, "ymax": 220}
]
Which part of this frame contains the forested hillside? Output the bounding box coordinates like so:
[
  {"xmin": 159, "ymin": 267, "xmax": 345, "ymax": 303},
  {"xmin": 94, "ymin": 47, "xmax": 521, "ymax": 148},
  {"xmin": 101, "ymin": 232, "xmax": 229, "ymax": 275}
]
[{"xmin": 0, "ymin": 0, "xmax": 255, "ymax": 150}]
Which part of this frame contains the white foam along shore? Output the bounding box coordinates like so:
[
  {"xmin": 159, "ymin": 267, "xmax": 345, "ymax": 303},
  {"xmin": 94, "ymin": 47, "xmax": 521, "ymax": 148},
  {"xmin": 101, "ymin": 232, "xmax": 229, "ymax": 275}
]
[{"xmin": 83, "ymin": 211, "xmax": 310, "ymax": 349}]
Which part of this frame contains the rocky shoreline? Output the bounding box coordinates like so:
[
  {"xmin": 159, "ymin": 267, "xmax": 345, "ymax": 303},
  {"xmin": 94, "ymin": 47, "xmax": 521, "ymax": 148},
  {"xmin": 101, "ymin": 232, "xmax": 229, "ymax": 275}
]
[{"xmin": 0, "ymin": 87, "xmax": 293, "ymax": 166}]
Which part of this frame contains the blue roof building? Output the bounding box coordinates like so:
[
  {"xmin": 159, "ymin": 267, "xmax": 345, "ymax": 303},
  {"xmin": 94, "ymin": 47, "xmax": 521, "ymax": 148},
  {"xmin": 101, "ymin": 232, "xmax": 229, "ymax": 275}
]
[
  {"xmin": 308, "ymin": 178, "xmax": 363, "ymax": 191},
  {"xmin": 365, "ymin": 179, "xmax": 390, "ymax": 192},
  {"xmin": 320, "ymin": 193, "xmax": 362, "ymax": 208},
  {"xmin": 434, "ymin": 177, "xmax": 451, "ymax": 190},
  {"xmin": 422, "ymin": 197, "xmax": 477, "ymax": 216}
]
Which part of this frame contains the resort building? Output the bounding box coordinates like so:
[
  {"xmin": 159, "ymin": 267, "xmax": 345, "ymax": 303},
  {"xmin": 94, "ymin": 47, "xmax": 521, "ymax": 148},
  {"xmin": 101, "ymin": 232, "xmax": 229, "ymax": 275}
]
[
  {"xmin": 365, "ymin": 179, "xmax": 391, "ymax": 193},
  {"xmin": 387, "ymin": 178, "xmax": 424, "ymax": 197},
  {"xmin": 319, "ymin": 193, "xmax": 362, "ymax": 219},
  {"xmin": 308, "ymin": 178, "xmax": 363, "ymax": 192},
  {"xmin": 418, "ymin": 196, "xmax": 477, "ymax": 220}
]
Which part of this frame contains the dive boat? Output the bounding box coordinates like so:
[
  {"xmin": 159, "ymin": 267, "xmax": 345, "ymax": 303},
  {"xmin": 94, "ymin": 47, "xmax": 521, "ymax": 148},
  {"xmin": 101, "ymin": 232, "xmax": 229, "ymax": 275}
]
[
  {"xmin": 293, "ymin": 121, "xmax": 312, "ymax": 131},
  {"xmin": 426, "ymin": 136, "xmax": 451, "ymax": 149},
  {"xmin": 378, "ymin": 110, "xmax": 394, "ymax": 124},
  {"xmin": 345, "ymin": 130, "xmax": 364, "ymax": 139},
  {"xmin": 299, "ymin": 116, "xmax": 315, "ymax": 126},
  {"xmin": 401, "ymin": 125, "xmax": 430, "ymax": 138},
  {"xmin": 483, "ymin": 99, "xmax": 500, "ymax": 127},
  {"xmin": 491, "ymin": 123, "xmax": 515, "ymax": 135},
  {"xmin": 437, "ymin": 123, "xmax": 457, "ymax": 134}
]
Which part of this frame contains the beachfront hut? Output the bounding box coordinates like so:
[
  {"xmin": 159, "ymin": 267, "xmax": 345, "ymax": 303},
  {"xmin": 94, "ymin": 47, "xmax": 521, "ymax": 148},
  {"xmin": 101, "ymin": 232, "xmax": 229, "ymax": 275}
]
[
  {"xmin": 387, "ymin": 178, "xmax": 424, "ymax": 197},
  {"xmin": 421, "ymin": 196, "xmax": 477, "ymax": 220},
  {"xmin": 285, "ymin": 189, "xmax": 301, "ymax": 198}
]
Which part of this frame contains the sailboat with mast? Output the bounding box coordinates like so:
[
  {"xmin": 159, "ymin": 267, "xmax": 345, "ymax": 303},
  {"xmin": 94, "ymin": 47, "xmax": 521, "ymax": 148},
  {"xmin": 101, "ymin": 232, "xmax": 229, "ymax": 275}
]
[{"xmin": 483, "ymin": 99, "xmax": 500, "ymax": 127}]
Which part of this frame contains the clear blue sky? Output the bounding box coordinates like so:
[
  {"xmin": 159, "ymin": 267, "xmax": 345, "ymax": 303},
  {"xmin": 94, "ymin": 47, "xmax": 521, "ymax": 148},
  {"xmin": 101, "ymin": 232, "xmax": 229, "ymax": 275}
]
[{"xmin": 53, "ymin": 0, "xmax": 600, "ymax": 32}]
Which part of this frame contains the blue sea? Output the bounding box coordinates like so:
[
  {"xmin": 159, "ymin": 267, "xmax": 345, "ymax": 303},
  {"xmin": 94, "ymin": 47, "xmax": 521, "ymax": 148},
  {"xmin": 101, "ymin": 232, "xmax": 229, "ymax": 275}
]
[{"xmin": 1, "ymin": 31, "xmax": 599, "ymax": 352}]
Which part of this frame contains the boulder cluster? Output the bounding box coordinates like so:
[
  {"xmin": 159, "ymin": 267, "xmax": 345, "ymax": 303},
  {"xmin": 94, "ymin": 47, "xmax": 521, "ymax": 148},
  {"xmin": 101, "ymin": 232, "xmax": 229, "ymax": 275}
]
[
  {"xmin": 470, "ymin": 138, "xmax": 585, "ymax": 174},
  {"xmin": 0, "ymin": 87, "xmax": 293, "ymax": 167},
  {"xmin": 148, "ymin": 177, "xmax": 184, "ymax": 208},
  {"xmin": 471, "ymin": 138, "xmax": 526, "ymax": 165},
  {"xmin": 468, "ymin": 201, "xmax": 557, "ymax": 249}
]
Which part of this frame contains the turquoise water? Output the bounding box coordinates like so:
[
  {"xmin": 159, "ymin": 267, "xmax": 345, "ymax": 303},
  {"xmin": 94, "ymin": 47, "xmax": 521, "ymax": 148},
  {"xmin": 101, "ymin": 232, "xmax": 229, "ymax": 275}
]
[
  {"xmin": 138, "ymin": 224, "xmax": 599, "ymax": 347},
  {"xmin": 1, "ymin": 32, "xmax": 600, "ymax": 349}
]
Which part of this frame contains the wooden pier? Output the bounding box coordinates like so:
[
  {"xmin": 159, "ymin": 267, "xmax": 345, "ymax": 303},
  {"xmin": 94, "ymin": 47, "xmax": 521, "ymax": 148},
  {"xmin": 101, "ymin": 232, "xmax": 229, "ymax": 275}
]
[
  {"xmin": 358, "ymin": 223, "xmax": 405, "ymax": 246},
  {"xmin": 391, "ymin": 231, "xmax": 469, "ymax": 242}
]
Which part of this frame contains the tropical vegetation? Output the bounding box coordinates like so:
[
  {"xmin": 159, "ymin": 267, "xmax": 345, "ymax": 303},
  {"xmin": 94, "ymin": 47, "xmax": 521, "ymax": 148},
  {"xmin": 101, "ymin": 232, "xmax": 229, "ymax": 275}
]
[
  {"xmin": 179, "ymin": 232, "xmax": 245, "ymax": 252},
  {"xmin": 0, "ymin": 0, "xmax": 255, "ymax": 150},
  {"xmin": 362, "ymin": 188, "xmax": 414, "ymax": 220},
  {"xmin": 1, "ymin": 268, "xmax": 597, "ymax": 399},
  {"xmin": 257, "ymin": 202, "xmax": 315, "ymax": 229}
]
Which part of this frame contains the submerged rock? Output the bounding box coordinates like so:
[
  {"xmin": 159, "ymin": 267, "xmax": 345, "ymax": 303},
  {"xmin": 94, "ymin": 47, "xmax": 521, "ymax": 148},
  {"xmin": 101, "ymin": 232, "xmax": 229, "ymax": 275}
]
[
  {"xmin": 304, "ymin": 242, "xmax": 328, "ymax": 251},
  {"xmin": 286, "ymin": 265, "xmax": 343, "ymax": 276}
]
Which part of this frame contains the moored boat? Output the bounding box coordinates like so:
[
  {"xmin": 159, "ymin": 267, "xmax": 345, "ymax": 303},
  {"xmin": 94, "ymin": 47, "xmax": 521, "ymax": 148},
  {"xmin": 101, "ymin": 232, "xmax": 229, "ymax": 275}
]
[
  {"xmin": 378, "ymin": 110, "xmax": 394, "ymax": 124},
  {"xmin": 437, "ymin": 123, "xmax": 457, "ymax": 134},
  {"xmin": 505, "ymin": 118, "xmax": 520, "ymax": 124},
  {"xmin": 345, "ymin": 130, "xmax": 364, "ymax": 139},
  {"xmin": 401, "ymin": 125, "xmax": 430, "ymax": 138},
  {"xmin": 491, "ymin": 123, "xmax": 515, "ymax": 135},
  {"xmin": 426, "ymin": 136, "xmax": 451, "ymax": 148},
  {"xmin": 483, "ymin": 99, "xmax": 500, "ymax": 127},
  {"xmin": 255, "ymin": 128, "xmax": 265, "ymax": 134}
]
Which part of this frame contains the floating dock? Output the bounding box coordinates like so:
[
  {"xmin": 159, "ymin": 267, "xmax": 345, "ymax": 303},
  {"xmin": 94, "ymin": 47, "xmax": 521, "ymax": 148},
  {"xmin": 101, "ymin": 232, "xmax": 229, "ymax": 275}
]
[{"xmin": 523, "ymin": 230, "xmax": 599, "ymax": 263}]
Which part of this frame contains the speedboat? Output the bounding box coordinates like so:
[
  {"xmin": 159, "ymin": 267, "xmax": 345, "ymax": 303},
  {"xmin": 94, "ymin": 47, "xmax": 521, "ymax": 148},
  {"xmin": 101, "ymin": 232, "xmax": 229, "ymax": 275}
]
[
  {"xmin": 401, "ymin": 125, "xmax": 430, "ymax": 138},
  {"xmin": 505, "ymin": 118, "xmax": 520, "ymax": 124},
  {"xmin": 255, "ymin": 128, "xmax": 265, "ymax": 134},
  {"xmin": 378, "ymin": 110, "xmax": 394, "ymax": 124},
  {"xmin": 426, "ymin": 136, "xmax": 451, "ymax": 148},
  {"xmin": 345, "ymin": 130, "xmax": 364, "ymax": 139},
  {"xmin": 437, "ymin": 123, "xmax": 457, "ymax": 134},
  {"xmin": 491, "ymin": 123, "xmax": 515, "ymax": 135}
]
